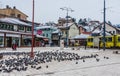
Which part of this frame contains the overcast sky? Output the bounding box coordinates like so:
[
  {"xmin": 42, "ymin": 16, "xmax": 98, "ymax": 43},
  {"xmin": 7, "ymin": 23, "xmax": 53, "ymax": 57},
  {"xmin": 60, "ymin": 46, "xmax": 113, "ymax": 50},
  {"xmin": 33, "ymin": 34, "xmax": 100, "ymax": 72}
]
[{"xmin": 1, "ymin": 0, "xmax": 120, "ymax": 24}]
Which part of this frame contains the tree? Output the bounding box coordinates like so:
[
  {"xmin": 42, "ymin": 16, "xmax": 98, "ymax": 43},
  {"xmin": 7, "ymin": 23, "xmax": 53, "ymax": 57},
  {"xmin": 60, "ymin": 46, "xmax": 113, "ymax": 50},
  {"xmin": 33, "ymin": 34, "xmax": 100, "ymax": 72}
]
[
  {"xmin": 78, "ymin": 18, "xmax": 87, "ymax": 26},
  {"xmin": 108, "ymin": 21, "xmax": 112, "ymax": 25},
  {"xmin": 72, "ymin": 18, "xmax": 76, "ymax": 22},
  {"xmin": 78, "ymin": 18, "xmax": 82, "ymax": 24}
]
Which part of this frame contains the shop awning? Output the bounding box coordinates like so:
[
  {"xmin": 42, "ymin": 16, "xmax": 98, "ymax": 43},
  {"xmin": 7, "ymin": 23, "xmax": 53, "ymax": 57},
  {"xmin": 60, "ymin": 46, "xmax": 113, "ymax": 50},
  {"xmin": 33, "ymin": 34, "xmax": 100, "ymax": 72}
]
[
  {"xmin": 43, "ymin": 38, "xmax": 49, "ymax": 41},
  {"xmin": 36, "ymin": 34, "xmax": 47, "ymax": 38}
]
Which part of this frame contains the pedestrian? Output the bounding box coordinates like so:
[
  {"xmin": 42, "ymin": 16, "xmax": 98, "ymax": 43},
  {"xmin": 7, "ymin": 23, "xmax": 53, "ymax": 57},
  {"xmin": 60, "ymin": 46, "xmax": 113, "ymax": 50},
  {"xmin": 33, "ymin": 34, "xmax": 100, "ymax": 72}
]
[
  {"xmin": 12, "ymin": 40, "xmax": 17, "ymax": 50},
  {"xmin": 13, "ymin": 43, "xmax": 17, "ymax": 50},
  {"xmin": 84, "ymin": 40, "xmax": 87, "ymax": 50},
  {"xmin": 42, "ymin": 42, "xmax": 45, "ymax": 47},
  {"xmin": 99, "ymin": 40, "xmax": 101, "ymax": 50}
]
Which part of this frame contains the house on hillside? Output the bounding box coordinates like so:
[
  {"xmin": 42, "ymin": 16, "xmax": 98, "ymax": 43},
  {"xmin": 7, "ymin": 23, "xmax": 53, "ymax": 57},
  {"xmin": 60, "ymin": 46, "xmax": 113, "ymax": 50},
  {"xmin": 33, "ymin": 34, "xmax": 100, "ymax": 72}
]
[{"xmin": 58, "ymin": 23, "xmax": 79, "ymax": 46}]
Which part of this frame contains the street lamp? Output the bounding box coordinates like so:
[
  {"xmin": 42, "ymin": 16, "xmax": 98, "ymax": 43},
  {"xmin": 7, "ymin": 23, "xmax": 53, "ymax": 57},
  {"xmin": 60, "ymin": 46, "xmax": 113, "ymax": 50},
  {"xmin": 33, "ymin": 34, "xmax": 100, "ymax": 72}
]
[
  {"xmin": 60, "ymin": 7, "xmax": 74, "ymax": 47},
  {"xmin": 30, "ymin": 0, "xmax": 35, "ymax": 58},
  {"xmin": 103, "ymin": 0, "xmax": 106, "ymax": 51}
]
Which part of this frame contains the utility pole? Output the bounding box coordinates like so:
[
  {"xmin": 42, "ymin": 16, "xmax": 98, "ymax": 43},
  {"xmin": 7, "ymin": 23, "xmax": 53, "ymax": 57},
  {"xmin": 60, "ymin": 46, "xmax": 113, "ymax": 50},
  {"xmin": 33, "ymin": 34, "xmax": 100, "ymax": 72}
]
[
  {"xmin": 30, "ymin": 0, "xmax": 35, "ymax": 58},
  {"xmin": 103, "ymin": 0, "xmax": 106, "ymax": 51},
  {"xmin": 60, "ymin": 7, "xmax": 74, "ymax": 47}
]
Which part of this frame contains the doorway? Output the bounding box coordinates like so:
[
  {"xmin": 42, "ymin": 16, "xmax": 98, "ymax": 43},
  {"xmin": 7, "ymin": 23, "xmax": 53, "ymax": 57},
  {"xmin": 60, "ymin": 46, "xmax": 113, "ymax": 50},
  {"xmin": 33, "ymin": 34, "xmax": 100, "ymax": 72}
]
[{"xmin": 6, "ymin": 37, "xmax": 12, "ymax": 47}]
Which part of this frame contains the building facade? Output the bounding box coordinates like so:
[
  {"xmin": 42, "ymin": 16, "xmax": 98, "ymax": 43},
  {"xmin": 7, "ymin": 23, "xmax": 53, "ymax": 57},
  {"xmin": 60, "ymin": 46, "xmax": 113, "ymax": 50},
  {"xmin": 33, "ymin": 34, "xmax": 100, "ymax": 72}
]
[
  {"xmin": 36, "ymin": 25, "xmax": 58, "ymax": 45},
  {"xmin": 0, "ymin": 18, "xmax": 33, "ymax": 47},
  {"xmin": 58, "ymin": 23, "xmax": 79, "ymax": 46},
  {"xmin": 0, "ymin": 6, "xmax": 40, "ymax": 48},
  {"xmin": 0, "ymin": 5, "xmax": 28, "ymax": 20}
]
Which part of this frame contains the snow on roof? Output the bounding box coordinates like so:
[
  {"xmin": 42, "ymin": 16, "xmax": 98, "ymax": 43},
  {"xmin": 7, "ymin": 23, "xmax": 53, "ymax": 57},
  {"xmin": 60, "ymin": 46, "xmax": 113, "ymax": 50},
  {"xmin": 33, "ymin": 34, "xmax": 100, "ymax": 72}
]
[
  {"xmin": 83, "ymin": 26, "xmax": 94, "ymax": 32},
  {"xmin": 0, "ymin": 18, "xmax": 30, "ymax": 26},
  {"xmin": 52, "ymin": 30, "xmax": 60, "ymax": 34},
  {"xmin": 36, "ymin": 26, "xmax": 57, "ymax": 30},
  {"xmin": 0, "ymin": 29, "xmax": 32, "ymax": 35},
  {"xmin": 36, "ymin": 26, "xmax": 51, "ymax": 29},
  {"xmin": 63, "ymin": 23, "xmax": 73, "ymax": 27},
  {"xmin": 74, "ymin": 34, "xmax": 90, "ymax": 39},
  {"xmin": 92, "ymin": 29, "xmax": 101, "ymax": 33},
  {"xmin": 58, "ymin": 23, "xmax": 73, "ymax": 29},
  {"xmin": 36, "ymin": 34, "xmax": 48, "ymax": 38},
  {"xmin": 100, "ymin": 31, "xmax": 112, "ymax": 36}
]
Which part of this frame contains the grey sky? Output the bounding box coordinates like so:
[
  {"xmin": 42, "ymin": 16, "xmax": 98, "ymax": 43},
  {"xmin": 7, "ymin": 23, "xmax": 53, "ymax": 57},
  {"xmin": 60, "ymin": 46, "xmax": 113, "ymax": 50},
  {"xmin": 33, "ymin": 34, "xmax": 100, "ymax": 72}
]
[{"xmin": 1, "ymin": 0, "xmax": 120, "ymax": 24}]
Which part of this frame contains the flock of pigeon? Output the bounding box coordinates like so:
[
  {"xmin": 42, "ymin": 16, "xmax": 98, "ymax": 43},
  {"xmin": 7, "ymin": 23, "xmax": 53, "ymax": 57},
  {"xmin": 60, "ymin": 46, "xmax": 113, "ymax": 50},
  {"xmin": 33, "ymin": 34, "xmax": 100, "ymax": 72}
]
[{"xmin": 0, "ymin": 50, "xmax": 109, "ymax": 73}]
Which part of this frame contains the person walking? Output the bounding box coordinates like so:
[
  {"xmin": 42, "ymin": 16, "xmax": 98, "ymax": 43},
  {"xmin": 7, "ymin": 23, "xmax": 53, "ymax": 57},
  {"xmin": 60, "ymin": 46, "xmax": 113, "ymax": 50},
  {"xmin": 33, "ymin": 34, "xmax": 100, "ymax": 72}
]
[
  {"xmin": 12, "ymin": 40, "xmax": 17, "ymax": 50},
  {"xmin": 99, "ymin": 40, "xmax": 101, "ymax": 50},
  {"xmin": 84, "ymin": 40, "xmax": 87, "ymax": 50}
]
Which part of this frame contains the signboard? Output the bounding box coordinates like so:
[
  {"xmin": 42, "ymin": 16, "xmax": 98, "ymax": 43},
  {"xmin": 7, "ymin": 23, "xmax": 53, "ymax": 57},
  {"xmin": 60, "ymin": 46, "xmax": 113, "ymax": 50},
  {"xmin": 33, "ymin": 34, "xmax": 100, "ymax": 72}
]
[
  {"xmin": 6, "ymin": 34, "xmax": 20, "ymax": 37},
  {"xmin": 37, "ymin": 30, "xmax": 42, "ymax": 35}
]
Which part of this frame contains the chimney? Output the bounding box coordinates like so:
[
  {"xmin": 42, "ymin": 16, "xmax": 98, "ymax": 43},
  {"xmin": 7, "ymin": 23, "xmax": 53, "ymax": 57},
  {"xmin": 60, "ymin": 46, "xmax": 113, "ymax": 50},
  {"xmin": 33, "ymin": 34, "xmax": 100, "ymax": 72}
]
[
  {"xmin": 6, "ymin": 5, "xmax": 9, "ymax": 9},
  {"xmin": 13, "ymin": 6, "xmax": 16, "ymax": 9}
]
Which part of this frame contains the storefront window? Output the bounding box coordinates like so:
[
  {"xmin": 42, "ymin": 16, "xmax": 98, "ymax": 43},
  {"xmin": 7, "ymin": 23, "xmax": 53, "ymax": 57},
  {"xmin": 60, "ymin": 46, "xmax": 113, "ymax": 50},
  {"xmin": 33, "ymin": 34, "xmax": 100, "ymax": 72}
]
[
  {"xmin": 0, "ymin": 37, "xmax": 4, "ymax": 47},
  {"xmin": 12, "ymin": 37, "xmax": 19, "ymax": 46},
  {"xmin": 23, "ymin": 38, "xmax": 31, "ymax": 46}
]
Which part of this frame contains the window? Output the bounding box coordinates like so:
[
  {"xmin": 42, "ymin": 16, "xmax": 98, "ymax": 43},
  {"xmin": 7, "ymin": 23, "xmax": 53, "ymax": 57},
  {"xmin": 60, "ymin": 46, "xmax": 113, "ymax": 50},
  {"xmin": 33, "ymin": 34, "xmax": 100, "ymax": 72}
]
[
  {"xmin": 0, "ymin": 24, "xmax": 4, "ymax": 29},
  {"xmin": 109, "ymin": 31, "xmax": 112, "ymax": 33},
  {"xmin": 62, "ymin": 31, "xmax": 64, "ymax": 34},
  {"xmin": 48, "ymin": 28, "xmax": 50, "ymax": 31},
  {"xmin": 113, "ymin": 31, "xmax": 115, "ymax": 34},
  {"xmin": 26, "ymin": 27, "xmax": 31, "ymax": 31},
  {"xmin": 118, "ymin": 37, "xmax": 120, "ymax": 42},
  {"xmin": 4, "ymin": 24, "xmax": 7, "ymax": 29},
  {"xmin": 19, "ymin": 26, "xmax": 24, "ymax": 31},
  {"xmin": 0, "ymin": 36, "xmax": 3, "ymax": 47},
  {"xmin": 17, "ymin": 14, "xmax": 21, "ymax": 18},
  {"xmin": 59, "ymin": 22, "xmax": 62, "ymax": 24},
  {"xmin": 46, "ymin": 34, "xmax": 48, "ymax": 37},
  {"xmin": 65, "ymin": 31, "xmax": 67, "ymax": 34},
  {"xmin": 42, "ymin": 34, "xmax": 45, "ymax": 36},
  {"xmin": 88, "ymin": 39, "xmax": 91, "ymax": 42},
  {"xmin": 91, "ymin": 38, "xmax": 93, "ymax": 42},
  {"xmin": 101, "ymin": 37, "xmax": 107, "ymax": 42},
  {"xmin": 11, "ymin": 14, "xmax": 15, "ymax": 17},
  {"xmin": 9, "ymin": 25, "xmax": 14, "ymax": 31},
  {"xmin": 6, "ymin": 24, "xmax": 10, "ymax": 30},
  {"xmin": 108, "ymin": 37, "xmax": 112, "ymax": 42},
  {"xmin": 88, "ymin": 38, "xmax": 93, "ymax": 42},
  {"xmin": 0, "ymin": 23, "xmax": 14, "ymax": 31}
]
